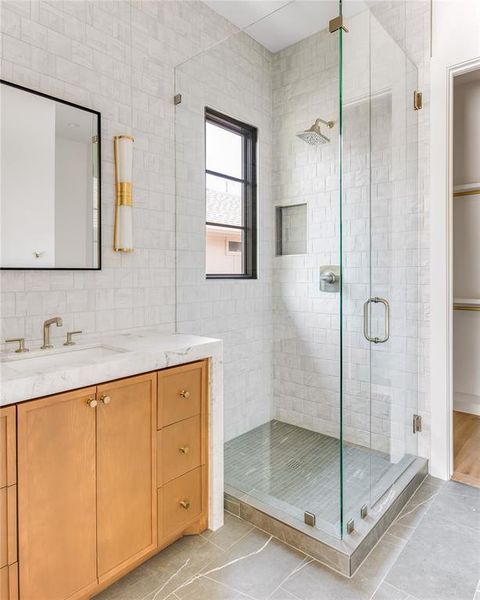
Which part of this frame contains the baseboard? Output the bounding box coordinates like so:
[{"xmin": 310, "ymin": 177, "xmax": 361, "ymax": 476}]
[{"xmin": 454, "ymin": 392, "xmax": 480, "ymax": 416}]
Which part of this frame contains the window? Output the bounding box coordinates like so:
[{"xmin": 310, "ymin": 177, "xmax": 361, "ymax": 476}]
[{"xmin": 205, "ymin": 108, "xmax": 257, "ymax": 278}]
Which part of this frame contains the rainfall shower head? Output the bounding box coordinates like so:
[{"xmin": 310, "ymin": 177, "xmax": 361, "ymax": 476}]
[{"xmin": 296, "ymin": 118, "xmax": 335, "ymax": 146}]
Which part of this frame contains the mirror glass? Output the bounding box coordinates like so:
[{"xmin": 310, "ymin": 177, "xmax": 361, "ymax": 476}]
[{"xmin": 1, "ymin": 81, "xmax": 101, "ymax": 269}]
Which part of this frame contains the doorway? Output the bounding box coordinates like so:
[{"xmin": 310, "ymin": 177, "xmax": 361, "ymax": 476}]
[{"xmin": 451, "ymin": 68, "xmax": 480, "ymax": 488}]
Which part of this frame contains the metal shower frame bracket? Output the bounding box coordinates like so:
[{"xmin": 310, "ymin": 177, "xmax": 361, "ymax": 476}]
[{"xmin": 329, "ymin": 15, "xmax": 348, "ymax": 33}]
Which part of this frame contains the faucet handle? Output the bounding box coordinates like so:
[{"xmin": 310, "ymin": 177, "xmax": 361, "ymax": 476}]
[
  {"xmin": 64, "ymin": 330, "xmax": 82, "ymax": 346},
  {"xmin": 5, "ymin": 338, "xmax": 29, "ymax": 353}
]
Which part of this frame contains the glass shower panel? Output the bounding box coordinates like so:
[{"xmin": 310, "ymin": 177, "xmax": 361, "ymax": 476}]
[
  {"xmin": 175, "ymin": 16, "xmax": 344, "ymax": 539},
  {"xmin": 340, "ymin": 2, "xmax": 419, "ymax": 533},
  {"xmin": 339, "ymin": 3, "xmax": 373, "ymax": 532},
  {"xmin": 368, "ymin": 13, "xmax": 419, "ymax": 505}
]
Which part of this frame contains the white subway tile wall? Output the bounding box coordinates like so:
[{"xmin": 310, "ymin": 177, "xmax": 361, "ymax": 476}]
[
  {"xmin": 0, "ymin": 0, "xmax": 236, "ymax": 347},
  {"xmin": 175, "ymin": 32, "xmax": 274, "ymax": 442},
  {"xmin": 0, "ymin": 1, "xmax": 430, "ymax": 459}
]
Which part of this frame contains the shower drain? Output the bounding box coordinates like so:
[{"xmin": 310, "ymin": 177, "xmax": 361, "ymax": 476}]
[{"xmin": 286, "ymin": 457, "xmax": 304, "ymax": 471}]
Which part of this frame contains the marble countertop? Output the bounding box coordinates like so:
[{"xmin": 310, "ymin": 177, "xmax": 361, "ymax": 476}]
[{"xmin": 0, "ymin": 328, "xmax": 222, "ymax": 406}]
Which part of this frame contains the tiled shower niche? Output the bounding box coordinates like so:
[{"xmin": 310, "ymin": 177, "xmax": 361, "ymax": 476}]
[{"xmin": 276, "ymin": 203, "xmax": 307, "ymax": 256}]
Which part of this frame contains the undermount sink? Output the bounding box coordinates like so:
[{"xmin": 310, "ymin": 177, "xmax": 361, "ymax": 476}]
[{"xmin": 1, "ymin": 345, "xmax": 127, "ymax": 372}]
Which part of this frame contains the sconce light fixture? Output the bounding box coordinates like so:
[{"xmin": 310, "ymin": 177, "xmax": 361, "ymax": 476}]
[{"xmin": 113, "ymin": 135, "xmax": 134, "ymax": 252}]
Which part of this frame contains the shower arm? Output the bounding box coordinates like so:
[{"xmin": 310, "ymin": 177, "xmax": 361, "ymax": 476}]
[{"xmin": 314, "ymin": 118, "xmax": 335, "ymax": 129}]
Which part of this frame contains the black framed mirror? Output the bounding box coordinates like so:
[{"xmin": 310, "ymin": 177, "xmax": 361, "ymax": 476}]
[{"xmin": 1, "ymin": 80, "xmax": 101, "ymax": 270}]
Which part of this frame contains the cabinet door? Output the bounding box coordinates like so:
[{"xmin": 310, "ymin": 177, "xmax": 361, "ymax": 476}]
[
  {"xmin": 96, "ymin": 373, "xmax": 157, "ymax": 581},
  {"xmin": 17, "ymin": 387, "xmax": 97, "ymax": 600}
]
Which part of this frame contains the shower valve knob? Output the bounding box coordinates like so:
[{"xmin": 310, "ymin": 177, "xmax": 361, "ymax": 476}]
[
  {"xmin": 320, "ymin": 271, "xmax": 337, "ymax": 284},
  {"xmin": 319, "ymin": 265, "xmax": 340, "ymax": 293}
]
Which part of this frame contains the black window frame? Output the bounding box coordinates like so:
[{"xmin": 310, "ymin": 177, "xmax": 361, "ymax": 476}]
[{"xmin": 205, "ymin": 108, "xmax": 257, "ymax": 280}]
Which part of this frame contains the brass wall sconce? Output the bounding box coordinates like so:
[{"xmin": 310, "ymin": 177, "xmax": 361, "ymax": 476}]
[{"xmin": 113, "ymin": 135, "xmax": 134, "ymax": 252}]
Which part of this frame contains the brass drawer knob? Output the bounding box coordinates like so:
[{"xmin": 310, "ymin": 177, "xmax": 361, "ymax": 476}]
[
  {"xmin": 179, "ymin": 500, "xmax": 190, "ymax": 510},
  {"xmin": 179, "ymin": 446, "xmax": 190, "ymax": 455},
  {"xmin": 86, "ymin": 397, "xmax": 97, "ymax": 408},
  {"xmin": 179, "ymin": 390, "xmax": 190, "ymax": 399},
  {"xmin": 100, "ymin": 394, "xmax": 111, "ymax": 405}
]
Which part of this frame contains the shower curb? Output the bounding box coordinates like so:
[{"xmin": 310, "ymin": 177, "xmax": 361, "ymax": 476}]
[{"xmin": 224, "ymin": 457, "xmax": 428, "ymax": 577}]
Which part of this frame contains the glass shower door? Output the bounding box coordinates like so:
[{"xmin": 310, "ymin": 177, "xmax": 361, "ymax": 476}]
[{"xmin": 339, "ymin": 2, "xmax": 419, "ymax": 536}]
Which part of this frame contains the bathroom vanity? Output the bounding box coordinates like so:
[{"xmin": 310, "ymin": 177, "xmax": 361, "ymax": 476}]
[{"xmin": 0, "ymin": 331, "xmax": 223, "ymax": 600}]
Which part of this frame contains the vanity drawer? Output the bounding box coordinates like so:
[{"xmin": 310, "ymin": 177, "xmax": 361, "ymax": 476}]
[
  {"xmin": 159, "ymin": 467, "xmax": 203, "ymax": 539},
  {"xmin": 157, "ymin": 361, "xmax": 206, "ymax": 428},
  {"xmin": 158, "ymin": 416, "xmax": 202, "ymax": 484},
  {"xmin": 0, "ymin": 485, "xmax": 17, "ymax": 569}
]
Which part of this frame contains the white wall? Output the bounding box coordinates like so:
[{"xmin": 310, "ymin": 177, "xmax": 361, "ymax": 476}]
[
  {"xmin": 430, "ymin": 0, "xmax": 480, "ymax": 478},
  {"xmin": 1, "ymin": 84, "xmax": 56, "ymax": 267}
]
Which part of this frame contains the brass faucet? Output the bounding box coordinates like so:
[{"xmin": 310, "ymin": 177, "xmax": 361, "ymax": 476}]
[{"xmin": 41, "ymin": 317, "xmax": 63, "ymax": 350}]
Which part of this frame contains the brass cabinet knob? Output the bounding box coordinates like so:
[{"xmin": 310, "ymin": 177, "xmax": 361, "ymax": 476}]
[
  {"xmin": 179, "ymin": 446, "xmax": 190, "ymax": 455},
  {"xmin": 86, "ymin": 397, "xmax": 97, "ymax": 408},
  {"xmin": 100, "ymin": 394, "xmax": 111, "ymax": 405},
  {"xmin": 179, "ymin": 390, "xmax": 190, "ymax": 399},
  {"xmin": 179, "ymin": 500, "xmax": 190, "ymax": 510}
]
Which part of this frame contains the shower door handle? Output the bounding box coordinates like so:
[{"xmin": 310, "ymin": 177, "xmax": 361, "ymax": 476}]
[{"xmin": 363, "ymin": 297, "xmax": 390, "ymax": 344}]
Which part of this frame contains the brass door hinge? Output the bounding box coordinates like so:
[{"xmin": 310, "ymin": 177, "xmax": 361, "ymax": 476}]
[
  {"xmin": 413, "ymin": 91, "xmax": 423, "ymax": 110},
  {"xmin": 413, "ymin": 414, "xmax": 422, "ymax": 433}
]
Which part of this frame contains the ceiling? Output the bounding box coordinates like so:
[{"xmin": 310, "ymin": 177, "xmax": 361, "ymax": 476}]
[{"xmin": 203, "ymin": 0, "xmax": 367, "ymax": 53}]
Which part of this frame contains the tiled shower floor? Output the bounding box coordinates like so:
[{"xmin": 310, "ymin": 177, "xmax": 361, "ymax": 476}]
[{"xmin": 225, "ymin": 420, "xmax": 414, "ymax": 532}]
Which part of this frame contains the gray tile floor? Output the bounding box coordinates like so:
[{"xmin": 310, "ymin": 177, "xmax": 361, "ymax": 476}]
[
  {"xmin": 94, "ymin": 476, "xmax": 480, "ymax": 600},
  {"xmin": 225, "ymin": 420, "xmax": 414, "ymax": 529}
]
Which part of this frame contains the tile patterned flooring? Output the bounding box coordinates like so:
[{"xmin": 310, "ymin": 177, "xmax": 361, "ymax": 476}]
[
  {"xmin": 94, "ymin": 476, "xmax": 480, "ymax": 600},
  {"xmin": 224, "ymin": 420, "xmax": 414, "ymax": 529}
]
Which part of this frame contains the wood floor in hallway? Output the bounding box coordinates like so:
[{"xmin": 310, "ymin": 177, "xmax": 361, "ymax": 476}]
[{"xmin": 453, "ymin": 410, "xmax": 480, "ymax": 488}]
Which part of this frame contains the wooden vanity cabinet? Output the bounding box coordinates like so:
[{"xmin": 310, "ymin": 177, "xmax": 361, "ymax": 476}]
[{"xmin": 9, "ymin": 360, "xmax": 207, "ymax": 600}]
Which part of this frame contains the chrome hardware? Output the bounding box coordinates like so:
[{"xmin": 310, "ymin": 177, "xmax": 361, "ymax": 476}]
[
  {"xmin": 100, "ymin": 394, "xmax": 111, "ymax": 405},
  {"xmin": 304, "ymin": 511, "xmax": 316, "ymax": 527},
  {"xmin": 179, "ymin": 390, "xmax": 191, "ymax": 399},
  {"xmin": 86, "ymin": 397, "xmax": 97, "ymax": 408},
  {"xmin": 41, "ymin": 316, "xmax": 63, "ymax": 349},
  {"xmin": 320, "ymin": 271, "xmax": 337, "ymax": 284},
  {"xmin": 5, "ymin": 337, "xmax": 29, "ymax": 353},
  {"xmin": 413, "ymin": 414, "xmax": 422, "ymax": 434},
  {"xmin": 360, "ymin": 505, "xmax": 368, "ymax": 519},
  {"xmin": 179, "ymin": 500, "xmax": 190, "ymax": 509},
  {"xmin": 33, "ymin": 250, "xmax": 44, "ymax": 258},
  {"xmin": 363, "ymin": 297, "xmax": 390, "ymax": 344},
  {"xmin": 179, "ymin": 446, "xmax": 190, "ymax": 454},
  {"xmin": 320, "ymin": 265, "xmax": 340, "ymax": 293},
  {"xmin": 64, "ymin": 330, "xmax": 82, "ymax": 346},
  {"xmin": 346, "ymin": 519, "xmax": 355, "ymax": 535}
]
